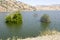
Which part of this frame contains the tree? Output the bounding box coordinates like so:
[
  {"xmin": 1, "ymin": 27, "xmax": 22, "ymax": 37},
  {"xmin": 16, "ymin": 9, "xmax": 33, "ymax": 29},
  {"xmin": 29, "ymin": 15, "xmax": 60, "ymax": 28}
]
[
  {"xmin": 40, "ymin": 14, "xmax": 50, "ymax": 23},
  {"xmin": 5, "ymin": 11, "xmax": 22, "ymax": 24}
]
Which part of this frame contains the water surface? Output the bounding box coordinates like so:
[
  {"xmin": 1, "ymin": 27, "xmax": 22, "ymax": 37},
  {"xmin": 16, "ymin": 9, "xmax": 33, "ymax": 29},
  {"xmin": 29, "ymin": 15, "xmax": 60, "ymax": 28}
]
[{"xmin": 0, "ymin": 11, "xmax": 60, "ymax": 39}]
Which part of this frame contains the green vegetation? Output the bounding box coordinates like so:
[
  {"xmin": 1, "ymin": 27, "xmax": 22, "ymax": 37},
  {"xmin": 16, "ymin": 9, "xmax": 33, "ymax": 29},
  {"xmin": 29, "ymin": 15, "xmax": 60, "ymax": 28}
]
[
  {"xmin": 5, "ymin": 11, "xmax": 22, "ymax": 25},
  {"xmin": 40, "ymin": 14, "xmax": 50, "ymax": 23}
]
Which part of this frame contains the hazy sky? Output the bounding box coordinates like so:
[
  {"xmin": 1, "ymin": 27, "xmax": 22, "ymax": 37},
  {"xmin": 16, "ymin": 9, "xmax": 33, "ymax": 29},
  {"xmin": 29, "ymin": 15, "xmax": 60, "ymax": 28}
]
[{"xmin": 17, "ymin": 0, "xmax": 60, "ymax": 6}]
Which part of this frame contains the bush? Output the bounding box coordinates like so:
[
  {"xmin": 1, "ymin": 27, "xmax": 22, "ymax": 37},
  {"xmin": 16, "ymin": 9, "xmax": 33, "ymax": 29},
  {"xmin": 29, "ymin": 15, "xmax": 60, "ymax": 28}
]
[
  {"xmin": 5, "ymin": 11, "xmax": 22, "ymax": 24},
  {"xmin": 40, "ymin": 14, "xmax": 50, "ymax": 23}
]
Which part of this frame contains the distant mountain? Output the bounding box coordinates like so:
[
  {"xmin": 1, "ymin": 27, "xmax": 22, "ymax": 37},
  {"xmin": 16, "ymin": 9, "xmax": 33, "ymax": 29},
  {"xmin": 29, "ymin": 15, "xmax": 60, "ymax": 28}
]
[
  {"xmin": 0, "ymin": 0, "xmax": 36, "ymax": 12},
  {"xmin": 0, "ymin": 0, "xmax": 60, "ymax": 12},
  {"xmin": 35, "ymin": 5, "xmax": 60, "ymax": 10}
]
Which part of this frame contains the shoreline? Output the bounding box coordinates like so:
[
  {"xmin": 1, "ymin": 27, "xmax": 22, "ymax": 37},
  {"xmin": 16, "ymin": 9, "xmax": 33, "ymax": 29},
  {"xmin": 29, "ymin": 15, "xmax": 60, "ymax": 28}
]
[
  {"xmin": 0, "ymin": 31, "xmax": 60, "ymax": 40},
  {"xmin": 0, "ymin": 10, "xmax": 60, "ymax": 12}
]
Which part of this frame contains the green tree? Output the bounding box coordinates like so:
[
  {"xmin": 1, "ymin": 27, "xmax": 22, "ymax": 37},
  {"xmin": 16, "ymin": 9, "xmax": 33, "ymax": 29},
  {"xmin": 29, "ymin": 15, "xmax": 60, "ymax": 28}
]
[
  {"xmin": 5, "ymin": 11, "xmax": 22, "ymax": 24},
  {"xmin": 40, "ymin": 14, "xmax": 50, "ymax": 23}
]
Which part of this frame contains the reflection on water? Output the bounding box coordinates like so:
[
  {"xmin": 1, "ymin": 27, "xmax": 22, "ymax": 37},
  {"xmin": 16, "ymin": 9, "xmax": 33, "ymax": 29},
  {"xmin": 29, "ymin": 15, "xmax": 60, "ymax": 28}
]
[
  {"xmin": 0, "ymin": 11, "xmax": 60, "ymax": 39},
  {"xmin": 6, "ymin": 21, "xmax": 22, "ymax": 29},
  {"xmin": 0, "ymin": 15, "xmax": 23, "ymax": 40},
  {"xmin": 5, "ymin": 12, "xmax": 23, "ymax": 31},
  {"xmin": 40, "ymin": 22, "xmax": 50, "ymax": 35},
  {"xmin": 1, "ymin": 23, "xmax": 23, "ymax": 40},
  {"xmin": 6, "ymin": 22, "xmax": 22, "ymax": 31},
  {"xmin": 40, "ymin": 23, "xmax": 50, "ymax": 30}
]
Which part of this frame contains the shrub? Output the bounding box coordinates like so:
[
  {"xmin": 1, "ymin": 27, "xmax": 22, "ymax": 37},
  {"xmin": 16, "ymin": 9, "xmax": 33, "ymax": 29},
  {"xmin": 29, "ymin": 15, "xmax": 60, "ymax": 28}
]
[
  {"xmin": 5, "ymin": 11, "xmax": 22, "ymax": 24},
  {"xmin": 40, "ymin": 14, "xmax": 50, "ymax": 23}
]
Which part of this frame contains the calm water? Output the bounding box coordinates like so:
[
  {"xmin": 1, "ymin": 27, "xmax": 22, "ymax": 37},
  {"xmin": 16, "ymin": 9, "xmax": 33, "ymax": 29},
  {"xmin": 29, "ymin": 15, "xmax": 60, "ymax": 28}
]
[{"xmin": 0, "ymin": 11, "xmax": 60, "ymax": 39}]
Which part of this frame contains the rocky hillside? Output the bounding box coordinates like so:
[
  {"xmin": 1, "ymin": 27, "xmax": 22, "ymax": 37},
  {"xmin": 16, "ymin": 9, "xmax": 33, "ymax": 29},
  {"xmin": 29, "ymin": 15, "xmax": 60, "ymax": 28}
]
[
  {"xmin": 0, "ymin": 0, "xmax": 36, "ymax": 12},
  {"xmin": 0, "ymin": 0, "xmax": 60, "ymax": 12}
]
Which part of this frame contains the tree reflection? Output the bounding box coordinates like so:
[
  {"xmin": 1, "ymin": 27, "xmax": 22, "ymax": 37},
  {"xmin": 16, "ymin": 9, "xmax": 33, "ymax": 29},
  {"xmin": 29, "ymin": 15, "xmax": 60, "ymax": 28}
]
[
  {"xmin": 5, "ymin": 11, "xmax": 23, "ymax": 30},
  {"xmin": 3, "ymin": 11, "xmax": 23, "ymax": 40},
  {"xmin": 6, "ymin": 21, "xmax": 22, "ymax": 29},
  {"xmin": 3, "ymin": 20, "xmax": 23, "ymax": 40},
  {"xmin": 40, "ymin": 22, "xmax": 50, "ymax": 35}
]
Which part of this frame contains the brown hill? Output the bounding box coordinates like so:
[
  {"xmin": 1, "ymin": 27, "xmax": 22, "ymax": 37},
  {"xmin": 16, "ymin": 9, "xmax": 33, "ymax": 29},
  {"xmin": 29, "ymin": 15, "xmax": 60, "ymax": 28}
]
[
  {"xmin": 0, "ymin": 0, "xmax": 36, "ymax": 12},
  {"xmin": 0, "ymin": 0, "xmax": 60, "ymax": 12},
  {"xmin": 35, "ymin": 5, "xmax": 60, "ymax": 10}
]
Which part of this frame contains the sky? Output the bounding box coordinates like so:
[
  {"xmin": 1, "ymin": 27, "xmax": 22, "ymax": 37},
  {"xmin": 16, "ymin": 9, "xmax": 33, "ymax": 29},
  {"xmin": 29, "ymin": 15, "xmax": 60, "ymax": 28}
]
[{"xmin": 17, "ymin": 0, "xmax": 60, "ymax": 6}]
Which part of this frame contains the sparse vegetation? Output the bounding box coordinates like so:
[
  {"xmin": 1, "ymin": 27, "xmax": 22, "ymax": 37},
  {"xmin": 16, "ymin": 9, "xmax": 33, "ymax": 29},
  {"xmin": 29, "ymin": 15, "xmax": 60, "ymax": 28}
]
[
  {"xmin": 40, "ymin": 30, "xmax": 57, "ymax": 36},
  {"xmin": 40, "ymin": 14, "xmax": 50, "ymax": 23},
  {"xmin": 5, "ymin": 11, "xmax": 22, "ymax": 24}
]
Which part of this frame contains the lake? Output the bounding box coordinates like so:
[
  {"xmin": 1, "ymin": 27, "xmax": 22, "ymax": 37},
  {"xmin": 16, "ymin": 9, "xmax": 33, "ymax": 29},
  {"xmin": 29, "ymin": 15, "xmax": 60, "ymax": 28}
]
[{"xmin": 0, "ymin": 10, "xmax": 60, "ymax": 40}]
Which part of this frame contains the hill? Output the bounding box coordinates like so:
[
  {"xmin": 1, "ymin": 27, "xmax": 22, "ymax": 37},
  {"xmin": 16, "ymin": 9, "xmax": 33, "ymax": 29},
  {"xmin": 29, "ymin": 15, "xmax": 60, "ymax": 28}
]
[
  {"xmin": 0, "ymin": 0, "xmax": 36, "ymax": 12},
  {"xmin": 35, "ymin": 5, "xmax": 60, "ymax": 10},
  {"xmin": 0, "ymin": 0, "xmax": 60, "ymax": 12}
]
